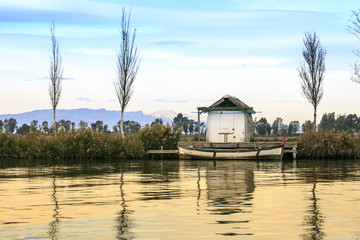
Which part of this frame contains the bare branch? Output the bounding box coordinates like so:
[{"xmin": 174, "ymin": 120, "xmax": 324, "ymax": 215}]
[
  {"xmin": 49, "ymin": 20, "xmax": 63, "ymax": 134},
  {"xmin": 114, "ymin": 8, "xmax": 141, "ymax": 137},
  {"xmin": 347, "ymin": 9, "xmax": 360, "ymax": 83},
  {"xmin": 298, "ymin": 32, "xmax": 326, "ymax": 128}
]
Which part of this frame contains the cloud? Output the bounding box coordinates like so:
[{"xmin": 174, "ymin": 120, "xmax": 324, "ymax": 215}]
[
  {"xmin": 155, "ymin": 98, "xmax": 188, "ymax": 103},
  {"xmin": 150, "ymin": 40, "xmax": 197, "ymax": 46},
  {"xmin": 143, "ymin": 50, "xmax": 289, "ymax": 68},
  {"xmin": 67, "ymin": 48, "xmax": 115, "ymax": 56},
  {"xmin": 75, "ymin": 97, "xmax": 94, "ymax": 102},
  {"xmin": 0, "ymin": 7, "xmax": 112, "ymax": 24}
]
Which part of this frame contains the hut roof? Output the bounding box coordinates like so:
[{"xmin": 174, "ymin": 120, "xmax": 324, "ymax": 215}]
[
  {"xmin": 209, "ymin": 95, "xmax": 250, "ymax": 109},
  {"xmin": 197, "ymin": 95, "xmax": 254, "ymax": 113}
]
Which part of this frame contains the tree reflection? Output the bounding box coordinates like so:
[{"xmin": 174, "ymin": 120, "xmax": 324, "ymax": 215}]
[
  {"xmin": 196, "ymin": 167, "xmax": 201, "ymax": 214},
  {"xmin": 48, "ymin": 167, "xmax": 60, "ymax": 239},
  {"xmin": 302, "ymin": 181, "xmax": 325, "ymax": 240},
  {"xmin": 115, "ymin": 171, "xmax": 134, "ymax": 240}
]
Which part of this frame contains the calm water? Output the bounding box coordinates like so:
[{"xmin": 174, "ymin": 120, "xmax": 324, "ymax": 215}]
[{"xmin": 0, "ymin": 159, "xmax": 359, "ymax": 240}]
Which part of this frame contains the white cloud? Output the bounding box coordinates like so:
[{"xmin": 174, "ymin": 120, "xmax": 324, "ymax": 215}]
[
  {"xmin": 67, "ymin": 48, "xmax": 115, "ymax": 56},
  {"xmin": 143, "ymin": 49, "xmax": 288, "ymax": 68}
]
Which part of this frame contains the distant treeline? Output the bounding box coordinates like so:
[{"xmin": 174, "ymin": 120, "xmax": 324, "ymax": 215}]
[
  {"xmin": 0, "ymin": 113, "xmax": 205, "ymax": 136},
  {"xmin": 1, "ymin": 112, "xmax": 359, "ymax": 138},
  {"xmin": 254, "ymin": 112, "xmax": 360, "ymax": 137}
]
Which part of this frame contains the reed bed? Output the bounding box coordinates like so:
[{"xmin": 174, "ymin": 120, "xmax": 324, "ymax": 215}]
[
  {"xmin": 0, "ymin": 123, "xmax": 181, "ymax": 160},
  {"xmin": 298, "ymin": 130, "xmax": 360, "ymax": 159}
]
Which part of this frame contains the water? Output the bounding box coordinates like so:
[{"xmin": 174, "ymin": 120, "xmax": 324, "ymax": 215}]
[{"xmin": 0, "ymin": 159, "xmax": 359, "ymax": 239}]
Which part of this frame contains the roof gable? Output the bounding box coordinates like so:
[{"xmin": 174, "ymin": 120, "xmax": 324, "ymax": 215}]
[
  {"xmin": 209, "ymin": 95, "xmax": 250, "ymax": 109},
  {"xmin": 197, "ymin": 94, "xmax": 254, "ymax": 113}
]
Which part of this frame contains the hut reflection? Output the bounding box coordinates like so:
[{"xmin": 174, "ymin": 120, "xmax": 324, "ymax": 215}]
[{"xmin": 205, "ymin": 161, "xmax": 255, "ymax": 215}]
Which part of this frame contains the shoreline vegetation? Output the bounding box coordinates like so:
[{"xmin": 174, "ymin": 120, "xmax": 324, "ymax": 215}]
[
  {"xmin": 0, "ymin": 123, "xmax": 181, "ymax": 160},
  {"xmin": 0, "ymin": 128, "xmax": 360, "ymax": 160},
  {"xmin": 0, "ymin": 112, "xmax": 359, "ymax": 160}
]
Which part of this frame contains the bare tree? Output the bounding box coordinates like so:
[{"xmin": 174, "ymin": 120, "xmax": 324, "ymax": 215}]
[
  {"xmin": 298, "ymin": 32, "xmax": 326, "ymax": 129},
  {"xmin": 347, "ymin": 9, "xmax": 360, "ymax": 84},
  {"xmin": 114, "ymin": 8, "xmax": 141, "ymax": 138},
  {"xmin": 49, "ymin": 21, "xmax": 63, "ymax": 135}
]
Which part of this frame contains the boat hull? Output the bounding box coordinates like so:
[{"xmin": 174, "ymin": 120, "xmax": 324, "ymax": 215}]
[{"xmin": 178, "ymin": 142, "xmax": 284, "ymax": 160}]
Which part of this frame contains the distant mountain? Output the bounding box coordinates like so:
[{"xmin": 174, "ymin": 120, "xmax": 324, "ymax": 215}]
[
  {"xmin": 147, "ymin": 110, "xmax": 178, "ymax": 120},
  {"xmin": 0, "ymin": 108, "xmax": 173, "ymax": 128}
]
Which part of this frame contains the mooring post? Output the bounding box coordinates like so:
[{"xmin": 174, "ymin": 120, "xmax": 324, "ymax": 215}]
[
  {"xmin": 160, "ymin": 145, "xmax": 164, "ymax": 160},
  {"xmin": 197, "ymin": 110, "xmax": 201, "ymax": 141}
]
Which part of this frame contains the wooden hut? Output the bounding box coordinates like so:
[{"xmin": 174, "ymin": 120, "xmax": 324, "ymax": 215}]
[{"xmin": 197, "ymin": 95, "xmax": 254, "ymax": 143}]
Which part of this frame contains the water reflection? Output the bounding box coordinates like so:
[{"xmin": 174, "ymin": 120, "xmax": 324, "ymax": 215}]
[
  {"xmin": 115, "ymin": 171, "xmax": 134, "ymax": 240},
  {"xmin": 0, "ymin": 159, "xmax": 359, "ymax": 239},
  {"xmin": 137, "ymin": 160, "xmax": 181, "ymax": 201},
  {"xmin": 48, "ymin": 167, "xmax": 59, "ymax": 239},
  {"xmin": 302, "ymin": 181, "xmax": 325, "ymax": 240},
  {"xmin": 205, "ymin": 161, "xmax": 255, "ymax": 215}
]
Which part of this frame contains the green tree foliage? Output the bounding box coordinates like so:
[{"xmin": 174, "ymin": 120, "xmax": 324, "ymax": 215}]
[
  {"xmin": 123, "ymin": 120, "xmax": 141, "ymax": 135},
  {"xmin": 256, "ymin": 117, "xmax": 271, "ymax": 136},
  {"xmin": 42, "ymin": 121, "xmax": 50, "ymax": 134},
  {"xmin": 91, "ymin": 120, "xmax": 104, "ymax": 132},
  {"xmin": 78, "ymin": 120, "xmax": 88, "ymax": 130},
  {"xmin": 172, "ymin": 113, "xmax": 195, "ymax": 135},
  {"xmin": 318, "ymin": 113, "xmax": 336, "ymax": 131},
  {"xmin": 173, "ymin": 113, "xmax": 186, "ymax": 130},
  {"xmin": 17, "ymin": 124, "xmax": 30, "ymax": 135},
  {"xmin": 151, "ymin": 118, "xmax": 163, "ymax": 126},
  {"xmin": 302, "ymin": 120, "xmax": 314, "ymax": 133},
  {"xmin": 4, "ymin": 118, "xmax": 17, "ymax": 134},
  {"xmin": 0, "ymin": 120, "xmax": 4, "ymax": 132},
  {"xmin": 288, "ymin": 121, "xmax": 300, "ymax": 136},
  {"xmin": 272, "ymin": 117, "xmax": 283, "ymax": 136},
  {"xmin": 319, "ymin": 113, "xmax": 359, "ymax": 132},
  {"xmin": 30, "ymin": 120, "xmax": 39, "ymax": 132}
]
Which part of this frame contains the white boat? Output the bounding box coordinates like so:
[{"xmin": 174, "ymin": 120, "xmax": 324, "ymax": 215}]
[{"xmin": 178, "ymin": 137, "xmax": 285, "ymax": 160}]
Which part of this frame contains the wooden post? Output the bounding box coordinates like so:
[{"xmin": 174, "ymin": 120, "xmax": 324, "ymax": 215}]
[
  {"xmin": 198, "ymin": 110, "xmax": 201, "ymax": 141},
  {"xmin": 160, "ymin": 145, "xmax": 164, "ymax": 160}
]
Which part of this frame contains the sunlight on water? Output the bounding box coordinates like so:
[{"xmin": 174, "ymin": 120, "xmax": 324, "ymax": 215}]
[{"xmin": 0, "ymin": 159, "xmax": 359, "ymax": 239}]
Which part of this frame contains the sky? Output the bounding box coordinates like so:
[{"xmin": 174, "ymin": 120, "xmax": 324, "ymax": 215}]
[{"xmin": 0, "ymin": 0, "xmax": 359, "ymax": 124}]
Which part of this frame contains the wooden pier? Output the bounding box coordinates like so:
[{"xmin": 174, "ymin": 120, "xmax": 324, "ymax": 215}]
[{"xmin": 147, "ymin": 142, "xmax": 298, "ymax": 160}]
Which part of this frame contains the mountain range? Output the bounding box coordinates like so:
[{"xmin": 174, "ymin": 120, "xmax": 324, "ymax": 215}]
[{"xmin": 0, "ymin": 108, "xmax": 174, "ymax": 128}]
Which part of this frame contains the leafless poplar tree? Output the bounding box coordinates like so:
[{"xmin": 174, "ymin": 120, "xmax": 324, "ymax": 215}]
[
  {"xmin": 114, "ymin": 8, "xmax": 141, "ymax": 138},
  {"xmin": 298, "ymin": 32, "xmax": 326, "ymax": 129},
  {"xmin": 49, "ymin": 21, "xmax": 63, "ymax": 135},
  {"xmin": 347, "ymin": 9, "xmax": 360, "ymax": 84}
]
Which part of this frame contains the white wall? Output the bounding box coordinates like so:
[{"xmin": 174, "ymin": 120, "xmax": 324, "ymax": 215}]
[{"xmin": 206, "ymin": 111, "xmax": 246, "ymax": 143}]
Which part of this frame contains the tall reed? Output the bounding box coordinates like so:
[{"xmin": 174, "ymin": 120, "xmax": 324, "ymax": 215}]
[
  {"xmin": 298, "ymin": 130, "xmax": 360, "ymax": 159},
  {"xmin": 0, "ymin": 123, "xmax": 181, "ymax": 160}
]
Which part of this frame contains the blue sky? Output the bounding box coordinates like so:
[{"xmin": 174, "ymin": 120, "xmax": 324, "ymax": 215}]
[{"xmin": 0, "ymin": 0, "xmax": 359, "ymax": 123}]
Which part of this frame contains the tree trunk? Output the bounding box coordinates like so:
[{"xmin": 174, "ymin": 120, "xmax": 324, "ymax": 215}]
[
  {"xmin": 120, "ymin": 110, "xmax": 124, "ymax": 138},
  {"xmin": 313, "ymin": 105, "xmax": 317, "ymax": 131},
  {"xmin": 53, "ymin": 108, "xmax": 57, "ymax": 135}
]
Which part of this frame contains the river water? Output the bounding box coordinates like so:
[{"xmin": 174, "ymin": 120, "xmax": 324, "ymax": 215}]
[{"xmin": 0, "ymin": 159, "xmax": 359, "ymax": 239}]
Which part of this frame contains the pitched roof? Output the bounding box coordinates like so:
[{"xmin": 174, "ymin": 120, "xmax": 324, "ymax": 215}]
[{"xmin": 209, "ymin": 94, "xmax": 251, "ymax": 109}]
